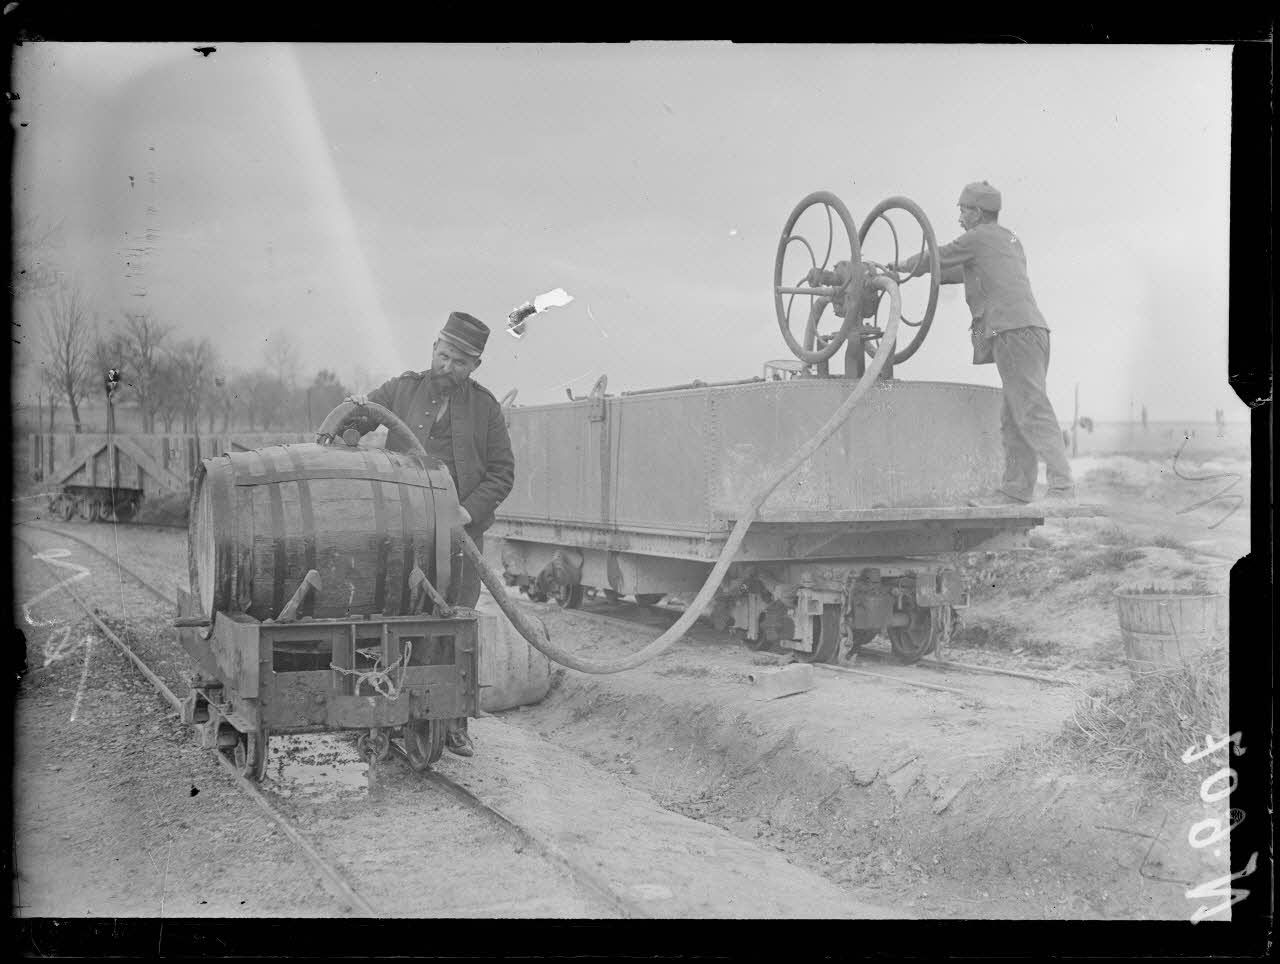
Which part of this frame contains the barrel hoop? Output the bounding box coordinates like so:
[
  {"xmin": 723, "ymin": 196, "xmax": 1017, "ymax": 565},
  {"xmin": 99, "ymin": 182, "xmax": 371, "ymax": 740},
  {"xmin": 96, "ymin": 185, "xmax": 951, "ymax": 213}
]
[
  {"xmin": 265, "ymin": 451, "xmax": 288, "ymax": 618},
  {"xmin": 430, "ymin": 482, "xmax": 452, "ymax": 604},
  {"xmin": 359, "ymin": 449, "xmax": 391, "ymax": 613},
  {"xmin": 285, "ymin": 447, "xmax": 318, "ymax": 617},
  {"xmin": 208, "ymin": 460, "xmax": 235, "ymax": 618},
  {"xmin": 396, "ymin": 464, "xmax": 417, "ymax": 616},
  {"xmin": 230, "ymin": 468, "xmax": 447, "ymax": 487},
  {"xmin": 244, "ymin": 449, "xmax": 270, "ymax": 478}
]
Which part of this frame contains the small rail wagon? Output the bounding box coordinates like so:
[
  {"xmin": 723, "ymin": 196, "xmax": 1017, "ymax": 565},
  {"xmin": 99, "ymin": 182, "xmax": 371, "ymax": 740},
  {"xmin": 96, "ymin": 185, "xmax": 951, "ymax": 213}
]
[
  {"xmin": 29, "ymin": 431, "xmax": 308, "ymax": 522},
  {"xmin": 174, "ymin": 407, "xmax": 479, "ymax": 779},
  {"xmin": 487, "ymin": 191, "xmax": 1087, "ymax": 664}
]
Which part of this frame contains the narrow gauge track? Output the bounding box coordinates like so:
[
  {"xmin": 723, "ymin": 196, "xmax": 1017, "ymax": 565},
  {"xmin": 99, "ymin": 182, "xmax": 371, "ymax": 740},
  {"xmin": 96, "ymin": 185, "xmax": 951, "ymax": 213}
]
[
  {"xmin": 518, "ymin": 590, "xmax": 1075, "ymax": 697},
  {"xmin": 13, "ymin": 524, "xmax": 644, "ymax": 919}
]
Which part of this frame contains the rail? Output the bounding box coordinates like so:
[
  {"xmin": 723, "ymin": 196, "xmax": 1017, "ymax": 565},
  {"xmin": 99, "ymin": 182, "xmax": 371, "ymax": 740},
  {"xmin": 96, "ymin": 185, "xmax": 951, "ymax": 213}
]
[{"xmin": 15, "ymin": 522, "xmax": 644, "ymax": 919}]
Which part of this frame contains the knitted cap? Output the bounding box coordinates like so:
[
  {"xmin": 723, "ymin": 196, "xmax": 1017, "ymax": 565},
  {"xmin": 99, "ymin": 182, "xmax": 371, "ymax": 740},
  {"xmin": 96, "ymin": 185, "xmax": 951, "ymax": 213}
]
[{"xmin": 958, "ymin": 181, "xmax": 1002, "ymax": 212}]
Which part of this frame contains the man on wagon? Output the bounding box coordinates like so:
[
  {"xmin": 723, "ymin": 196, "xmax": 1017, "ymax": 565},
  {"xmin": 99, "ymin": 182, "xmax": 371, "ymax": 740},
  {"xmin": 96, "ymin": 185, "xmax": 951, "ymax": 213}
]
[
  {"xmin": 344, "ymin": 310, "xmax": 515, "ymax": 757},
  {"xmin": 894, "ymin": 181, "xmax": 1074, "ymax": 506}
]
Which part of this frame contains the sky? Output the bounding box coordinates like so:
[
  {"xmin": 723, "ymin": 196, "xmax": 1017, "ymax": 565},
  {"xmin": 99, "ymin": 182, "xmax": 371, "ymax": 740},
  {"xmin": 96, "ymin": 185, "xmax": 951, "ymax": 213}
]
[{"xmin": 11, "ymin": 42, "xmax": 1238, "ymax": 421}]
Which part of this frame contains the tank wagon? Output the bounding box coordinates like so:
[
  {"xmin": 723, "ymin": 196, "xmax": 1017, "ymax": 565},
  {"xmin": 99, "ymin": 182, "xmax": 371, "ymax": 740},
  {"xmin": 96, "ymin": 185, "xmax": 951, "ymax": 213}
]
[
  {"xmin": 29, "ymin": 431, "xmax": 307, "ymax": 522},
  {"xmin": 487, "ymin": 191, "xmax": 1059, "ymax": 664},
  {"xmin": 173, "ymin": 407, "xmax": 478, "ymax": 779}
]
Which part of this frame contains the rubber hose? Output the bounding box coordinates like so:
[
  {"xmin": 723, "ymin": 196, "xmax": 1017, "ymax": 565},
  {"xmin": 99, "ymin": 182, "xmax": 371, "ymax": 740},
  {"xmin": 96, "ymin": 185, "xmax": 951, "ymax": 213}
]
[{"xmin": 462, "ymin": 275, "xmax": 904, "ymax": 675}]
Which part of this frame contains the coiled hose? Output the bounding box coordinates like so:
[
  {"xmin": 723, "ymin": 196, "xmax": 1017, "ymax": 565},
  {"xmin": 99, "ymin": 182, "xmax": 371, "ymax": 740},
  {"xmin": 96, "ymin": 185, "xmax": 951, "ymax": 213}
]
[{"xmin": 465, "ymin": 275, "xmax": 903, "ymax": 674}]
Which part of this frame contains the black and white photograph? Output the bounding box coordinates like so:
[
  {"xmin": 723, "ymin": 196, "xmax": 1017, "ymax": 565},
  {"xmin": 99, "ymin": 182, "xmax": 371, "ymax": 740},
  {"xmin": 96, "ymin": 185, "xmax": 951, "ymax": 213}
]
[{"xmin": 7, "ymin": 38, "xmax": 1269, "ymax": 946}]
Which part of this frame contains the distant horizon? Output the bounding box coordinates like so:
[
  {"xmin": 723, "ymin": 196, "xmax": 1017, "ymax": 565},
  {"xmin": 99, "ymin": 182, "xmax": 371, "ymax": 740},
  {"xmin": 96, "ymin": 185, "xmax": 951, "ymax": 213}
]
[{"xmin": 13, "ymin": 395, "xmax": 1254, "ymax": 430}]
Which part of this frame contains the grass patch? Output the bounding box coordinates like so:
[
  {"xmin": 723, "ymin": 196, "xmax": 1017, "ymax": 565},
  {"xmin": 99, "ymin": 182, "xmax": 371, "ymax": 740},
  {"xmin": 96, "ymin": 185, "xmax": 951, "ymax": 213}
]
[
  {"xmin": 1063, "ymin": 547, "xmax": 1145, "ymax": 580},
  {"xmin": 1027, "ymin": 532, "xmax": 1053, "ymax": 550},
  {"xmin": 1096, "ymin": 525, "xmax": 1138, "ymax": 547},
  {"xmin": 1059, "ymin": 644, "xmax": 1228, "ymax": 794},
  {"xmin": 1151, "ymin": 532, "xmax": 1188, "ymax": 551},
  {"xmin": 955, "ymin": 616, "xmax": 1022, "ymax": 651}
]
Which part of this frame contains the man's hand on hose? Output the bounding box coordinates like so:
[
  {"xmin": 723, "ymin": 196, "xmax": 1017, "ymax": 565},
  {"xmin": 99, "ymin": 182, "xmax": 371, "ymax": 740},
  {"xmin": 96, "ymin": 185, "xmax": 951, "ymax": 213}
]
[
  {"xmin": 316, "ymin": 394, "xmax": 370, "ymax": 444},
  {"xmin": 456, "ymin": 506, "xmax": 472, "ymax": 527}
]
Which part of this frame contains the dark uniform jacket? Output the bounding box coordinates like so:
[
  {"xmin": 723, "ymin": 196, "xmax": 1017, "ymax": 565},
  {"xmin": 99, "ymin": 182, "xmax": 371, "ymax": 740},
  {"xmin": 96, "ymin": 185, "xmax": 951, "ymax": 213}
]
[{"xmin": 352, "ymin": 370, "xmax": 515, "ymax": 533}]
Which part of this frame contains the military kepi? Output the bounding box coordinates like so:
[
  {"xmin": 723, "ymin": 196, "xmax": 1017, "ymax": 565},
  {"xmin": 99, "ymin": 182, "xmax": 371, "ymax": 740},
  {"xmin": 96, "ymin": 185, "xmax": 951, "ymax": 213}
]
[{"xmin": 439, "ymin": 311, "xmax": 490, "ymax": 357}]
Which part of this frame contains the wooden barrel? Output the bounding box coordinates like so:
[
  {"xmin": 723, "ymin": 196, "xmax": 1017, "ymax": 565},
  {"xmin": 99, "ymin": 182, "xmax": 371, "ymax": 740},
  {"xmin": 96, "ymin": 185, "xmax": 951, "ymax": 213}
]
[{"xmin": 189, "ymin": 442, "xmax": 460, "ymax": 622}]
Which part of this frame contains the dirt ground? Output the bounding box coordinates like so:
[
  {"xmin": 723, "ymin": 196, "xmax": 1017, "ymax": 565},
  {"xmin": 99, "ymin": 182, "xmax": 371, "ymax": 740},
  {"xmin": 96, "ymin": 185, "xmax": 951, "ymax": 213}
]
[{"xmin": 10, "ymin": 426, "xmax": 1249, "ymax": 922}]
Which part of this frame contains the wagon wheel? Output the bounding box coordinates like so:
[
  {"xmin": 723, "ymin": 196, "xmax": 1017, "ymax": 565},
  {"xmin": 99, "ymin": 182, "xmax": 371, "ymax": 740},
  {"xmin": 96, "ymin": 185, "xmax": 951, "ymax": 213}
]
[
  {"xmin": 774, "ymin": 191, "xmax": 864, "ymax": 365},
  {"xmin": 112, "ymin": 497, "xmax": 137, "ymax": 522},
  {"xmin": 54, "ymin": 494, "xmax": 75, "ymax": 522},
  {"xmin": 402, "ymin": 718, "xmax": 446, "ymax": 771},
  {"xmin": 857, "ymin": 196, "xmax": 941, "ymax": 365},
  {"xmin": 888, "ymin": 607, "xmax": 940, "ymax": 664},
  {"xmin": 553, "ymin": 583, "xmax": 584, "ymax": 610},
  {"xmin": 232, "ymin": 728, "xmax": 269, "ymax": 782},
  {"xmin": 76, "ymin": 496, "xmax": 100, "ymax": 523},
  {"xmin": 539, "ymin": 558, "xmax": 584, "ymax": 609},
  {"xmin": 794, "ymin": 603, "xmax": 843, "ymax": 664}
]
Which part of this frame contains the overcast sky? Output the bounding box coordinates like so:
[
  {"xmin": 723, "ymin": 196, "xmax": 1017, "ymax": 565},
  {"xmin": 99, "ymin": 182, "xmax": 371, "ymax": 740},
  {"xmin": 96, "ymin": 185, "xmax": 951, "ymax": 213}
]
[{"xmin": 12, "ymin": 42, "xmax": 1236, "ymax": 421}]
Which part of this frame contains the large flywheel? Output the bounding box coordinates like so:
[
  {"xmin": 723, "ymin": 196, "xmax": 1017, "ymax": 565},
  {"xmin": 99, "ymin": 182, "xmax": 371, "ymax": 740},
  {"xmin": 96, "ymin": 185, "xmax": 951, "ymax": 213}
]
[
  {"xmin": 857, "ymin": 195, "xmax": 941, "ymax": 365},
  {"xmin": 774, "ymin": 190, "xmax": 941, "ymax": 373},
  {"xmin": 773, "ymin": 191, "xmax": 864, "ymax": 365}
]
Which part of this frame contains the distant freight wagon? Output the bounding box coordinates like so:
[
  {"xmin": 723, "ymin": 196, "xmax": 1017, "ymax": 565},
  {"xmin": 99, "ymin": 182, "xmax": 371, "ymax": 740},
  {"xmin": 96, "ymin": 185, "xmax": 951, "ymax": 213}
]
[{"xmin": 30, "ymin": 431, "xmax": 309, "ymax": 522}]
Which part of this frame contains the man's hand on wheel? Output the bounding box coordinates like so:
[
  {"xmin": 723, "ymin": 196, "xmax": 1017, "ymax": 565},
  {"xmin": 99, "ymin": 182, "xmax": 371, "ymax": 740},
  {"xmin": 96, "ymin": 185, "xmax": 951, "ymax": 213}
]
[{"xmin": 346, "ymin": 393, "xmax": 370, "ymax": 406}]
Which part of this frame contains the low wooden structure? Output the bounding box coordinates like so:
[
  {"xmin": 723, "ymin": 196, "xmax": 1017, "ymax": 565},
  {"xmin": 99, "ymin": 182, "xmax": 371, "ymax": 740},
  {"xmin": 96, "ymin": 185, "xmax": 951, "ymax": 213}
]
[{"xmin": 30, "ymin": 431, "xmax": 310, "ymax": 521}]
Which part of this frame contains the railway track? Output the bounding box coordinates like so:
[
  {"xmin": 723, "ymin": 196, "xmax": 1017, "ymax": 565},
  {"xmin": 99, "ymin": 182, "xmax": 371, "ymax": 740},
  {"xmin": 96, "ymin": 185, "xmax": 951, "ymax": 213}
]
[
  {"xmin": 13, "ymin": 523, "xmax": 644, "ymax": 919},
  {"xmin": 518, "ymin": 590, "xmax": 1077, "ymax": 697}
]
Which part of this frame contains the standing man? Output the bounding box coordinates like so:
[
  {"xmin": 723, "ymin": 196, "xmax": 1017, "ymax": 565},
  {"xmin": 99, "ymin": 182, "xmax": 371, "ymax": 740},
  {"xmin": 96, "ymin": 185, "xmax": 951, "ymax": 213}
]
[
  {"xmin": 895, "ymin": 181, "xmax": 1074, "ymax": 506},
  {"xmin": 344, "ymin": 311, "xmax": 515, "ymax": 757}
]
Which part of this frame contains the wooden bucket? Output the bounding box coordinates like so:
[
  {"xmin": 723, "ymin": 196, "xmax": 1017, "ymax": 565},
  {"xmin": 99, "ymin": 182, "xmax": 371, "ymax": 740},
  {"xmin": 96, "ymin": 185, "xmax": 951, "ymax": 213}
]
[
  {"xmin": 189, "ymin": 442, "xmax": 460, "ymax": 622},
  {"xmin": 474, "ymin": 590, "xmax": 552, "ymax": 712},
  {"xmin": 1113, "ymin": 589, "xmax": 1228, "ymax": 676}
]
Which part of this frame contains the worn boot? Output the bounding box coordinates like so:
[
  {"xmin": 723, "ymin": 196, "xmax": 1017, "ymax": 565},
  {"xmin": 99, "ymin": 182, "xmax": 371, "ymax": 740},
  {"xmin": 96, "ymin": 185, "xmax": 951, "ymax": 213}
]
[{"xmin": 445, "ymin": 719, "xmax": 474, "ymax": 757}]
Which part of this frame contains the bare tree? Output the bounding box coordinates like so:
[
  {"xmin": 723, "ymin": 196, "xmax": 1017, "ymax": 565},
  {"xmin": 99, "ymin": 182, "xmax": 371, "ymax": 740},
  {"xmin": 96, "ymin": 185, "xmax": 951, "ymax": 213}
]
[
  {"xmin": 232, "ymin": 370, "xmax": 289, "ymax": 432},
  {"xmin": 120, "ymin": 312, "xmax": 172, "ymax": 432},
  {"xmin": 37, "ymin": 287, "xmax": 95, "ymax": 432},
  {"xmin": 213, "ymin": 371, "xmax": 239, "ymax": 432},
  {"xmin": 305, "ymin": 369, "xmax": 348, "ymax": 428},
  {"xmin": 264, "ymin": 328, "xmax": 301, "ymax": 391},
  {"xmin": 153, "ymin": 356, "xmax": 184, "ymax": 433},
  {"xmin": 38, "ymin": 363, "xmax": 62, "ymax": 432},
  {"xmin": 171, "ymin": 335, "xmax": 218, "ymax": 430}
]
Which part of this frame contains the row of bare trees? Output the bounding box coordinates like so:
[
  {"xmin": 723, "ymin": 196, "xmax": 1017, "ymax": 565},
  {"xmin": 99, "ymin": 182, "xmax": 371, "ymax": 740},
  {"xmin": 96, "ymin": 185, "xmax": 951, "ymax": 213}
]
[{"xmin": 29, "ymin": 286, "xmax": 350, "ymax": 436}]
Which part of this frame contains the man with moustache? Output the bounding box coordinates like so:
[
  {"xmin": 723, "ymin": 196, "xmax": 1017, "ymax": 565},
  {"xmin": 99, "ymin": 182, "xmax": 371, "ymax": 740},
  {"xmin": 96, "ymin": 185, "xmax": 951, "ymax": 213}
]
[{"xmin": 343, "ymin": 311, "xmax": 515, "ymax": 757}]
